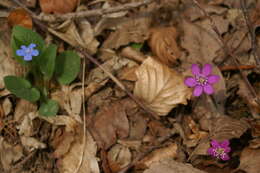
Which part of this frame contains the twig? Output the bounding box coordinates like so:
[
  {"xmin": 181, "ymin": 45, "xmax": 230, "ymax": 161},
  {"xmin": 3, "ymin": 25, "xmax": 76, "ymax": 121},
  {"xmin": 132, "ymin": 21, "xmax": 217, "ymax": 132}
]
[
  {"xmin": 35, "ymin": 0, "xmax": 153, "ymax": 22},
  {"xmin": 192, "ymin": 0, "xmax": 260, "ymax": 105},
  {"xmin": 240, "ymin": 0, "xmax": 260, "ymax": 66},
  {"xmin": 72, "ymin": 53, "xmax": 86, "ymax": 173},
  {"xmin": 12, "ymin": 150, "xmax": 37, "ymax": 169},
  {"xmin": 219, "ymin": 65, "xmax": 256, "ymax": 71}
]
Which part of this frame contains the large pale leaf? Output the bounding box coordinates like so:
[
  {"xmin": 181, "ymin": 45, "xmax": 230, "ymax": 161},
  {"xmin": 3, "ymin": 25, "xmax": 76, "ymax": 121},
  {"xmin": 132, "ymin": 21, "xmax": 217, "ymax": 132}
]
[{"xmin": 134, "ymin": 57, "xmax": 192, "ymax": 116}]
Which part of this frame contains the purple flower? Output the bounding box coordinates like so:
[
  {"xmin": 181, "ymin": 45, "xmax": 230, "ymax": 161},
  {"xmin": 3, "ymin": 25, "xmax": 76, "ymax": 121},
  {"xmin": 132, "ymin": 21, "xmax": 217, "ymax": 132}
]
[
  {"xmin": 16, "ymin": 43, "xmax": 39, "ymax": 61},
  {"xmin": 207, "ymin": 140, "xmax": 231, "ymax": 161},
  {"xmin": 184, "ymin": 64, "xmax": 220, "ymax": 96}
]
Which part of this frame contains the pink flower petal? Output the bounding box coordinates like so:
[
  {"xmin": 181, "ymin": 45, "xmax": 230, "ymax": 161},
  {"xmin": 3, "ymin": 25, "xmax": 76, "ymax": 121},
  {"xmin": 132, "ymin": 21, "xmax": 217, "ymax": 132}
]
[
  {"xmin": 184, "ymin": 77, "xmax": 197, "ymax": 87},
  {"xmin": 203, "ymin": 84, "xmax": 214, "ymax": 95},
  {"xmin": 191, "ymin": 64, "xmax": 201, "ymax": 75},
  {"xmin": 221, "ymin": 153, "xmax": 230, "ymax": 161},
  {"xmin": 193, "ymin": 85, "xmax": 203, "ymax": 96},
  {"xmin": 208, "ymin": 75, "xmax": 220, "ymax": 84},
  {"xmin": 211, "ymin": 140, "xmax": 220, "ymax": 148},
  {"xmin": 220, "ymin": 140, "xmax": 230, "ymax": 147},
  {"xmin": 207, "ymin": 148, "xmax": 215, "ymax": 156},
  {"xmin": 202, "ymin": 64, "xmax": 212, "ymax": 76},
  {"xmin": 224, "ymin": 146, "xmax": 231, "ymax": 153}
]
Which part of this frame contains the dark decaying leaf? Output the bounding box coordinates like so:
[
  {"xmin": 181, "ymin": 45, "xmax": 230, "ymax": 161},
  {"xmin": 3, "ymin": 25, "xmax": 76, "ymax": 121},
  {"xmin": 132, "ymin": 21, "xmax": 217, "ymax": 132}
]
[
  {"xmin": 88, "ymin": 99, "xmax": 136, "ymax": 149},
  {"xmin": 210, "ymin": 116, "xmax": 250, "ymax": 141},
  {"xmin": 237, "ymin": 147, "xmax": 260, "ymax": 173},
  {"xmin": 143, "ymin": 159, "xmax": 207, "ymax": 173},
  {"xmin": 102, "ymin": 15, "xmax": 151, "ymax": 49}
]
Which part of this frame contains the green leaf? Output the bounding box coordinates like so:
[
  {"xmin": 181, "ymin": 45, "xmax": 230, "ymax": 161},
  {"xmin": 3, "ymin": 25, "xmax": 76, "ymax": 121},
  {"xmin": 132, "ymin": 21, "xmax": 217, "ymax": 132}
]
[
  {"xmin": 39, "ymin": 99, "xmax": 59, "ymax": 116},
  {"xmin": 39, "ymin": 44, "xmax": 57, "ymax": 79},
  {"xmin": 55, "ymin": 50, "xmax": 81, "ymax": 85},
  {"xmin": 11, "ymin": 26, "xmax": 44, "ymax": 65},
  {"xmin": 130, "ymin": 43, "xmax": 143, "ymax": 51},
  {"xmin": 4, "ymin": 75, "xmax": 40, "ymax": 102}
]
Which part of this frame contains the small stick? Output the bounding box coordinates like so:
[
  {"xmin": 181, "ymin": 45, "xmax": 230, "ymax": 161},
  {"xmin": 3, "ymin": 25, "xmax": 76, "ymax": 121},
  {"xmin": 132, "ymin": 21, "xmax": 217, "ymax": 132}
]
[
  {"xmin": 219, "ymin": 65, "xmax": 256, "ymax": 71},
  {"xmin": 34, "ymin": 0, "xmax": 153, "ymax": 22},
  {"xmin": 192, "ymin": 0, "xmax": 260, "ymax": 105}
]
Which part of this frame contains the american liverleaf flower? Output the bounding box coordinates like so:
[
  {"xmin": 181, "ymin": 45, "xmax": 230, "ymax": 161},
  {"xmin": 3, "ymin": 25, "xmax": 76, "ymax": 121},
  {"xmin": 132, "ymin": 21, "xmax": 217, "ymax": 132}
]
[
  {"xmin": 184, "ymin": 64, "xmax": 220, "ymax": 96},
  {"xmin": 16, "ymin": 43, "xmax": 39, "ymax": 61},
  {"xmin": 207, "ymin": 139, "xmax": 231, "ymax": 161}
]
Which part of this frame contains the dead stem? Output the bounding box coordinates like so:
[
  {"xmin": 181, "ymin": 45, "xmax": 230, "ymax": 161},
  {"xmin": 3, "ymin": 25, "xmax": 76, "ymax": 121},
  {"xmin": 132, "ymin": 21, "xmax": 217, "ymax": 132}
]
[{"xmin": 34, "ymin": 0, "xmax": 154, "ymax": 22}]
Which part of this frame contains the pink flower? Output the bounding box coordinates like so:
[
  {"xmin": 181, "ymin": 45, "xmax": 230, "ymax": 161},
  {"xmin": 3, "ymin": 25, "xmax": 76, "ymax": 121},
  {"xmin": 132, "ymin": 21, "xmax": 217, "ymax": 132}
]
[
  {"xmin": 184, "ymin": 64, "xmax": 220, "ymax": 96},
  {"xmin": 207, "ymin": 140, "xmax": 231, "ymax": 161}
]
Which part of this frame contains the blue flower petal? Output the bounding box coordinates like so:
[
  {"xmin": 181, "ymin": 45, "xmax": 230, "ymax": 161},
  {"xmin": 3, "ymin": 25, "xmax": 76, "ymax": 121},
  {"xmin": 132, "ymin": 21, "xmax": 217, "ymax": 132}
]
[
  {"xmin": 16, "ymin": 49, "xmax": 25, "ymax": 56},
  {"xmin": 29, "ymin": 43, "xmax": 36, "ymax": 48},
  {"xmin": 24, "ymin": 55, "xmax": 32, "ymax": 61},
  {"xmin": 21, "ymin": 45, "xmax": 27, "ymax": 50},
  {"xmin": 31, "ymin": 49, "xmax": 39, "ymax": 56}
]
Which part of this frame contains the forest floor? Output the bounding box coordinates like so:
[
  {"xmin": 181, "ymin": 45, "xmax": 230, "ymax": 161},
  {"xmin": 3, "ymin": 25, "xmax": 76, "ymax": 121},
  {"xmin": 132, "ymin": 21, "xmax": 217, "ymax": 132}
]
[{"xmin": 0, "ymin": 0, "xmax": 260, "ymax": 173}]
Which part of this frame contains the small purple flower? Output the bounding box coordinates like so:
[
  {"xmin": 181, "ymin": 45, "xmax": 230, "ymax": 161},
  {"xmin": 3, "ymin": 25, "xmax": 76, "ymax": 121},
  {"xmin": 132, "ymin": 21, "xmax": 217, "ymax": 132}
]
[
  {"xmin": 207, "ymin": 140, "xmax": 231, "ymax": 161},
  {"xmin": 16, "ymin": 43, "xmax": 39, "ymax": 61},
  {"xmin": 184, "ymin": 64, "xmax": 220, "ymax": 96}
]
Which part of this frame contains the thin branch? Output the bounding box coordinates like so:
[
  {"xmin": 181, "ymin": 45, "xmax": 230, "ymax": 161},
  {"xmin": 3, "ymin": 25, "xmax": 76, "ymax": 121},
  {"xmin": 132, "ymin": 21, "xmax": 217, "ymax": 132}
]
[
  {"xmin": 34, "ymin": 0, "xmax": 154, "ymax": 22},
  {"xmin": 240, "ymin": 0, "xmax": 260, "ymax": 66},
  {"xmin": 192, "ymin": 0, "xmax": 260, "ymax": 105},
  {"xmin": 219, "ymin": 65, "xmax": 256, "ymax": 71},
  {"xmin": 72, "ymin": 53, "xmax": 86, "ymax": 173}
]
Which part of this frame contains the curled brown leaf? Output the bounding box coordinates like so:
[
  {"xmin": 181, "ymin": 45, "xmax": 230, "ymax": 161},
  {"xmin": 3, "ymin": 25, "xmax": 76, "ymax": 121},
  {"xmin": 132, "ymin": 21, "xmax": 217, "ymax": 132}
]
[
  {"xmin": 7, "ymin": 8, "xmax": 32, "ymax": 29},
  {"xmin": 39, "ymin": 0, "xmax": 78, "ymax": 14},
  {"xmin": 134, "ymin": 57, "xmax": 192, "ymax": 116},
  {"xmin": 148, "ymin": 27, "xmax": 181, "ymax": 66}
]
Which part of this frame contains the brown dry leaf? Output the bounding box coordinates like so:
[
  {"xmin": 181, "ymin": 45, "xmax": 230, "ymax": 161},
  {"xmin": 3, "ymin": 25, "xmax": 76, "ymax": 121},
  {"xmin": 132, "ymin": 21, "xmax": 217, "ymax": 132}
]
[
  {"xmin": 40, "ymin": 115, "xmax": 78, "ymax": 132},
  {"xmin": 128, "ymin": 111, "xmax": 147, "ymax": 140},
  {"xmin": 181, "ymin": 16, "xmax": 229, "ymax": 63},
  {"xmin": 250, "ymin": 119, "xmax": 260, "ymax": 138},
  {"xmin": 238, "ymin": 80, "xmax": 260, "ymax": 118},
  {"xmin": 2, "ymin": 98, "xmax": 12, "ymax": 116},
  {"xmin": 57, "ymin": 128, "xmax": 100, "ymax": 173},
  {"xmin": 20, "ymin": 136, "xmax": 46, "ymax": 151},
  {"xmin": 182, "ymin": 116, "xmax": 208, "ymax": 147},
  {"xmin": 134, "ymin": 57, "xmax": 192, "ymax": 116},
  {"xmin": 0, "ymin": 21, "xmax": 17, "ymax": 89},
  {"xmin": 210, "ymin": 116, "xmax": 250, "ymax": 141},
  {"xmin": 118, "ymin": 66, "xmax": 138, "ymax": 81},
  {"xmin": 143, "ymin": 159, "xmax": 207, "ymax": 173},
  {"xmin": 183, "ymin": 4, "xmax": 227, "ymax": 22},
  {"xmin": 7, "ymin": 8, "xmax": 32, "ymax": 29},
  {"xmin": 102, "ymin": 15, "xmax": 151, "ymax": 49},
  {"xmin": 120, "ymin": 46, "xmax": 146, "ymax": 63},
  {"xmin": 14, "ymin": 100, "xmax": 37, "ymax": 122},
  {"xmin": 237, "ymin": 147, "xmax": 260, "ymax": 173},
  {"xmin": 51, "ymin": 20, "xmax": 99, "ymax": 54},
  {"xmin": 249, "ymin": 138, "xmax": 260, "ymax": 149},
  {"xmin": 39, "ymin": 0, "xmax": 78, "ymax": 14},
  {"xmin": 136, "ymin": 143, "xmax": 178, "ymax": 169},
  {"xmin": 107, "ymin": 144, "xmax": 131, "ymax": 173},
  {"xmin": 148, "ymin": 27, "xmax": 181, "ymax": 66},
  {"xmin": 89, "ymin": 99, "xmax": 135, "ymax": 149},
  {"xmin": 0, "ymin": 137, "xmax": 24, "ymax": 172}
]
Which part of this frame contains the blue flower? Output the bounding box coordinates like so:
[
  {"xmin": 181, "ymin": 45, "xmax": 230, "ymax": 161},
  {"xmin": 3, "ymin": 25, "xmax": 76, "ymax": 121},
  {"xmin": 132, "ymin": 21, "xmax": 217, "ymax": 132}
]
[{"xmin": 16, "ymin": 43, "xmax": 39, "ymax": 61}]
